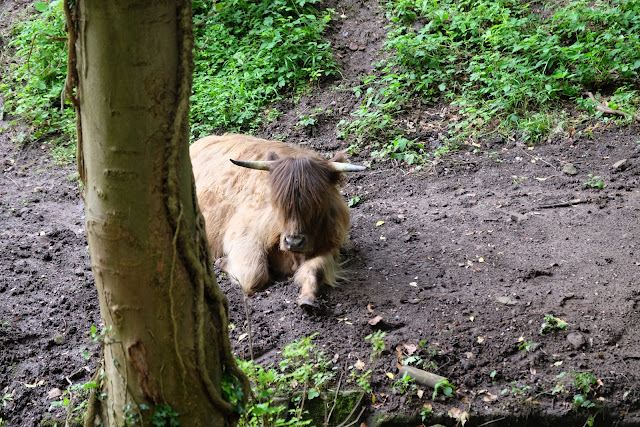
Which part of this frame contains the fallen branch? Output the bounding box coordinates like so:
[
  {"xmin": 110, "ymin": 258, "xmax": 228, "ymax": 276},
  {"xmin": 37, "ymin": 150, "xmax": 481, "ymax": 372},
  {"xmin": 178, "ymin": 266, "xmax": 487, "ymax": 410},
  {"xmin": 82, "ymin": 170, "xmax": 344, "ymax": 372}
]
[
  {"xmin": 585, "ymin": 92, "xmax": 639, "ymax": 122},
  {"xmin": 398, "ymin": 365, "xmax": 447, "ymax": 389},
  {"xmin": 538, "ymin": 198, "xmax": 590, "ymax": 209}
]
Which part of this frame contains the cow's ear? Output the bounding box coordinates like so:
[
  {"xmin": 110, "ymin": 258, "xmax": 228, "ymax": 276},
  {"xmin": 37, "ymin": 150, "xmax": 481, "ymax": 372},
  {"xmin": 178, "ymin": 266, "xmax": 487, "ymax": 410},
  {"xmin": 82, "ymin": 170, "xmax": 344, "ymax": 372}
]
[
  {"xmin": 329, "ymin": 152, "xmax": 346, "ymax": 163},
  {"xmin": 267, "ymin": 152, "xmax": 279, "ymax": 161}
]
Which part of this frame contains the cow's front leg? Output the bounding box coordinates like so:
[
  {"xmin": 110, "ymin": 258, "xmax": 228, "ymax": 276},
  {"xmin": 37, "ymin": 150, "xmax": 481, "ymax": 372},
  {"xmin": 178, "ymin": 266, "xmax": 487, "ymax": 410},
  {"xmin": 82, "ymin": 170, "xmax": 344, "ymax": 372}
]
[
  {"xmin": 221, "ymin": 242, "xmax": 270, "ymax": 294},
  {"xmin": 293, "ymin": 252, "xmax": 340, "ymax": 307}
]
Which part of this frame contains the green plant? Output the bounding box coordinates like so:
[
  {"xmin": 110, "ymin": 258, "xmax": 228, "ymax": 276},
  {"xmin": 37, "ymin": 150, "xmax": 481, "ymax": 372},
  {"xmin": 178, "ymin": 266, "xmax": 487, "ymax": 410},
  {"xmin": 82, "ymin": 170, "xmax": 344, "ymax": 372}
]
[
  {"xmin": 50, "ymin": 381, "xmax": 98, "ymax": 424},
  {"xmin": 365, "ymin": 330, "xmax": 387, "ymax": 361},
  {"xmin": 370, "ymin": 136, "xmax": 428, "ymax": 165},
  {"xmin": 348, "ymin": 194, "xmax": 362, "ymax": 207},
  {"xmin": 501, "ymin": 381, "xmax": 531, "ymax": 398},
  {"xmin": 540, "ymin": 314, "xmax": 568, "ymax": 334},
  {"xmin": 150, "ymin": 404, "xmax": 180, "ymax": 427},
  {"xmin": 584, "ymin": 174, "xmax": 605, "ymax": 190},
  {"xmin": 488, "ymin": 151, "xmax": 504, "ymax": 163},
  {"xmin": 518, "ymin": 339, "xmax": 538, "ymax": 354},
  {"xmin": 347, "ymin": 363, "xmax": 373, "ymax": 394},
  {"xmin": 391, "ymin": 371, "xmax": 417, "ymax": 395},
  {"xmin": 296, "ymin": 107, "xmax": 331, "ymax": 128},
  {"xmin": 420, "ymin": 403, "xmax": 434, "ymax": 421},
  {"xmin": 571, "ymin": 371, "xmax": 598, "ymax": 409},
  {"xmin": 191, "ymin": 0, "xmax": 337, "ymax": 137},
  {"xmin": 222, "ymin": 371, "xmax": 246, "ymax": 415},
  {"xmin": 237, "ymin": 333, "xmax": 341, "ymax": 426},
  {"xmin": 2, "ymin": 392, "xmax": 14, "ymax": 408},
  {"xmin": 432, "ymin": 379, "xmax": 456, "ymax": 400},
  {"xmin": 81, "ymin": 325, "xmax": 111, "ymax": 359}
]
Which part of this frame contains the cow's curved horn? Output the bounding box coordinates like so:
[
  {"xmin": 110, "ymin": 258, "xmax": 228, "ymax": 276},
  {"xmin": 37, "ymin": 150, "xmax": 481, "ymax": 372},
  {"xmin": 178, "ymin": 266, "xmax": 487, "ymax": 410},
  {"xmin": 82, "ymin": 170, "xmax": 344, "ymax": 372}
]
[
  {"xmin": 230, "ymin": 159, "xmax": 274, "ymax": 171},
  {"xmin": 329, "ymin": 162, "xmax": 367, "ymax": 172}
]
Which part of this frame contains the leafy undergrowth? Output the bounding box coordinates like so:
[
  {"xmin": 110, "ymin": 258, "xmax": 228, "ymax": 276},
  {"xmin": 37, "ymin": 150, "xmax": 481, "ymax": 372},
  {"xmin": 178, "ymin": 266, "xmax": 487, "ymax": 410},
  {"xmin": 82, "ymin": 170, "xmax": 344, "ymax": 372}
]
[
  {"xmin": 191, "ymin": 0, "xmax": 337, "ymax": 138},
  {"xmin": 340, "ymin": 0, "xmax": 640, "ymax": 164},
  {"xmin": 0, "ymin": 0, "xmax": 337, "ymax": 160},
  {"xmin": 0, "ymin": 0, "xmax": 75, "ymax": 163}
]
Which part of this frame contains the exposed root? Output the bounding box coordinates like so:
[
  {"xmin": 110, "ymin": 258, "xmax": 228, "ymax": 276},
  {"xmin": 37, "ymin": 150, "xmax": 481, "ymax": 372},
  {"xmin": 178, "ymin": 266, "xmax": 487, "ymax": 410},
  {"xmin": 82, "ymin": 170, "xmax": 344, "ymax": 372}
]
[
  {"xmin": 164, "ymin": 0, "xmax": 251, "ymax": 421},
  {"xmin": 585, "ymin": 92, "xmax": 640, "ymax": 122}
]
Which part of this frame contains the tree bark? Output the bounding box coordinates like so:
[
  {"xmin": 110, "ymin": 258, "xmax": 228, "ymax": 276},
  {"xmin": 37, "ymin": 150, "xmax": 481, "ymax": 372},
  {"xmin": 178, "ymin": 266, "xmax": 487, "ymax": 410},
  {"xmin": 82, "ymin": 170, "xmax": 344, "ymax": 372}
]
[{"xmin": 67, "ymin": 1, "xmax": 249, "ymax": 425}]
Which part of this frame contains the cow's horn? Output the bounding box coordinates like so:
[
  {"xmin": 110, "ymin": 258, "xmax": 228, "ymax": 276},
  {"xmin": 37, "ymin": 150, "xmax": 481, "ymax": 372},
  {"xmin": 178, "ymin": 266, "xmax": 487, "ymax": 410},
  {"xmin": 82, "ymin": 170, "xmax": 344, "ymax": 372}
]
[
  {"xmin": 329, "ymin": 162, "xmax": 367, "ymax": 172},
  {"xmin": 230, "ymin": 159, "xmax": 274, "ymax": 171}
]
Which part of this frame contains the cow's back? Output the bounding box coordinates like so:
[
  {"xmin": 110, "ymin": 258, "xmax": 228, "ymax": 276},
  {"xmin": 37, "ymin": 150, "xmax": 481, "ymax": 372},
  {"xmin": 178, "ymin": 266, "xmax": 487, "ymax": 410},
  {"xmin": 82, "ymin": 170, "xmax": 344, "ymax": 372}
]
[{"xmin": 190, "ymin": 134, "xmax": 322, "ymax": 257}]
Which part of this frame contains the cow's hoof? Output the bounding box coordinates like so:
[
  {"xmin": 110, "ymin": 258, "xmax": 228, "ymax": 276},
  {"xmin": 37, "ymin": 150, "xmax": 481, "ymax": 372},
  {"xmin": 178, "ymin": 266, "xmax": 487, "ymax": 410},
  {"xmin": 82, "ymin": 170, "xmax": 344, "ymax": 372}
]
[
  {"xmin": 297, "ymin": 296, "xmax": 319, "ymax": 309},
  {"xmin": 214, "ymin": 257, "xmax": 228, "ymax": 271}
]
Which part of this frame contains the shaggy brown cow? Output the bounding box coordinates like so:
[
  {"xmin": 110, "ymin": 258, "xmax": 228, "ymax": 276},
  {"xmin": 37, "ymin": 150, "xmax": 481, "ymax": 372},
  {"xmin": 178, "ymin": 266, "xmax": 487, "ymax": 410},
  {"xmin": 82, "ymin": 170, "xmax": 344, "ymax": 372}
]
[{"xmin": 190, "ymin": 134, "xmax": 365, "ymax": 307}]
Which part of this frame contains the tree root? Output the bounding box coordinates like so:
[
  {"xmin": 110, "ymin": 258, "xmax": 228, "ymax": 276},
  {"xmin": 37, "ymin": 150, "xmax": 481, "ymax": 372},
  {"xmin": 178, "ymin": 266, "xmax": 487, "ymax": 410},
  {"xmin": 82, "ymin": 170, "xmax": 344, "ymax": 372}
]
[{"xmin": 585, "ymin": 92, "xmax": 640, "ymax": 122}]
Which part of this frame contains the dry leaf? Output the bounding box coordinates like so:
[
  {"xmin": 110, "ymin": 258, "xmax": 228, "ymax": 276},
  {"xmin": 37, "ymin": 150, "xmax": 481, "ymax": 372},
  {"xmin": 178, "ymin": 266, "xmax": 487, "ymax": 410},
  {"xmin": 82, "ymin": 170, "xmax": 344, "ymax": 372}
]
[
  {"xmin": 22, "ymin": 379, "xmax": 45, "ymax": 388},
  {"xmin": 237, "ymin": 333, "xmax": 248, "ymax": 342},
  {"xmin": 47, "ymin": 388, "xmax": 62, "ymax": 400},
  {"xmin": 483, "ymin": 392, "xmax": 498, "ymax": 402},
  {"xmin": 448, "ymin": 408, "xmax": 470, "ymax": 426},
  {"xmin": 354, "ymin": 359, "xmax": 366, "ymax": 370},
  {"xmin": 402, "ymin": 343, "xmax": 418, "ymax": 355},
  {"xmin": 368, "ymin": 315, "xmax": 383, "ymax": 326},
  {"xmin": 417, "ymin": 389, "xmax": 424, "ymax": 398},
  {"xmin": 477, "ymin": 336, "xmax": 484, "ymax": 344}
]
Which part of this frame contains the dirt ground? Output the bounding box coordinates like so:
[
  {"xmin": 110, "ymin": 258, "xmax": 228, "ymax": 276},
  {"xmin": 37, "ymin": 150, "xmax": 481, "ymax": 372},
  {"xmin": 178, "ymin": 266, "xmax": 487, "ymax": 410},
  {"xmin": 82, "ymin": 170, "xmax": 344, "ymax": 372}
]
[{"xmin": 2, "ymin": 0, "xmax": 640, "ymax": 426}]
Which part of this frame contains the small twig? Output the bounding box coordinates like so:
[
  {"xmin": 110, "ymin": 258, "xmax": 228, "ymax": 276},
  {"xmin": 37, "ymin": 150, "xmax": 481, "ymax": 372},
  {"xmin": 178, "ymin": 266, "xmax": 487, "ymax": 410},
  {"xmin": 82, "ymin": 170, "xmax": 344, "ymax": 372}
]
[
  {"xmin": 26, "ymin": 32, "xmax": 67, "ymax": 77},
  {"xmin": 335, "ymin": 391, "xmax": 365, "ymax": 427},
  {"xmin": 325, "ymin": 369, "xmax": 345, "ymax": 426},
  {"xmin": 517, "ymin": 145, "xmax": 557, "ymax": 170},
  {"xmin": 477, "ymin": 417, "xmax": 507, "ymax": 427},
  {"xmin": 194, "ymin": 37, "xmax": 211, "ymax": 51},
  {"xmin": 194, "ymin": 2, "xmax": 219, "ymax": 27},
  {"xmin": 242, "ymin": 293, "xmax": 254, "ymax": 361},
  {"xmin": 538, "ymin": 198, "xmax": 590, "ymax": 209},
  {"xmin": 338, "ymin": 406, "xmax": 366, "ymax": 427},
  {"xmin": 4, "ymin": 175, "xmax": 20, "ymax": 188}
]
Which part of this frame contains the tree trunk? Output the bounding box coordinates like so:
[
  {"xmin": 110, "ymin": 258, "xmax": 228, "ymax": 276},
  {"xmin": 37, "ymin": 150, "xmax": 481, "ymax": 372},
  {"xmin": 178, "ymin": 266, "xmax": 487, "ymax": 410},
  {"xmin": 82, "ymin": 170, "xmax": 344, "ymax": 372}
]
[{"xmin": 66, "ymin": 1, "xmax": 249, "ymax": 425}]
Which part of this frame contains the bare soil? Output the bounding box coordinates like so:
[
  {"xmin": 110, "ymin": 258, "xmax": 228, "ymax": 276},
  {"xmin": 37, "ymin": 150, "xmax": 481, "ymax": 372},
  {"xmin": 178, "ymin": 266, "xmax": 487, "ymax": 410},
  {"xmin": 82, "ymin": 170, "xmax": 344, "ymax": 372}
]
[{"xmin": 2, "ymin": 1, "xmax": 640, "ymax": 426}]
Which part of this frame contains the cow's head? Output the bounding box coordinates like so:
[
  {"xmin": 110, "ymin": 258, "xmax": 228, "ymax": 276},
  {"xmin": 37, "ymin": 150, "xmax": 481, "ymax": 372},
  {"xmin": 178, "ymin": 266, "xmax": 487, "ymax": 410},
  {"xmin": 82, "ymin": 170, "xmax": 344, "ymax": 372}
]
[{"xmin": 230, "ymin": 153, "xmax": 364, "ymax": 254}]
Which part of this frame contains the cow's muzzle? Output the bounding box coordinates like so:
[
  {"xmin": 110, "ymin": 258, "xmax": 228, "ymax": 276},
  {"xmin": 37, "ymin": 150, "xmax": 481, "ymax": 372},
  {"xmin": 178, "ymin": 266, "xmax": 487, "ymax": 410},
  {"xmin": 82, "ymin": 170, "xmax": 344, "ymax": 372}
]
[{"xmin": 283, "ymin": 234, "xmax": 307, "ymax": 252}]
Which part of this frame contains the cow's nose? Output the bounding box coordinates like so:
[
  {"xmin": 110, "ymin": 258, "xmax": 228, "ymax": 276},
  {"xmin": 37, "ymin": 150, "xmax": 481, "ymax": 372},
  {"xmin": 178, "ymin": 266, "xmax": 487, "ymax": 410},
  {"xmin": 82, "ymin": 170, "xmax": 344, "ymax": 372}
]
[{"xmin": 284, "ymin": 235, "xmax": 305, "ymax": 251}]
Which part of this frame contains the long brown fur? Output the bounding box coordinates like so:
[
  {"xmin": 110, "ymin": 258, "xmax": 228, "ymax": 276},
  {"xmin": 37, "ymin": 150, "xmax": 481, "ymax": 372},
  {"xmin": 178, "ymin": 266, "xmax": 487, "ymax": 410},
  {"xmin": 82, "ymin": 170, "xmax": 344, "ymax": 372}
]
[{"xmin": 190, "ymin": 134, "xmax": 352, "ymax": 306}]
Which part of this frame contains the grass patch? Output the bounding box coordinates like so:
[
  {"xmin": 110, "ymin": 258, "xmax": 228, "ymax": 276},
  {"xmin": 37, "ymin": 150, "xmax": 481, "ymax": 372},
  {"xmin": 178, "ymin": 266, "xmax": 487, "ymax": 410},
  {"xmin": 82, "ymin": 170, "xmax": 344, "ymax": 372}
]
[
  {"xmin": 340, "ymin": 0, "xmax": 640, "ymax": 161},
  {"xmin": 190, "ymin": 0, "xmax": 337, "ymax": 138}
]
